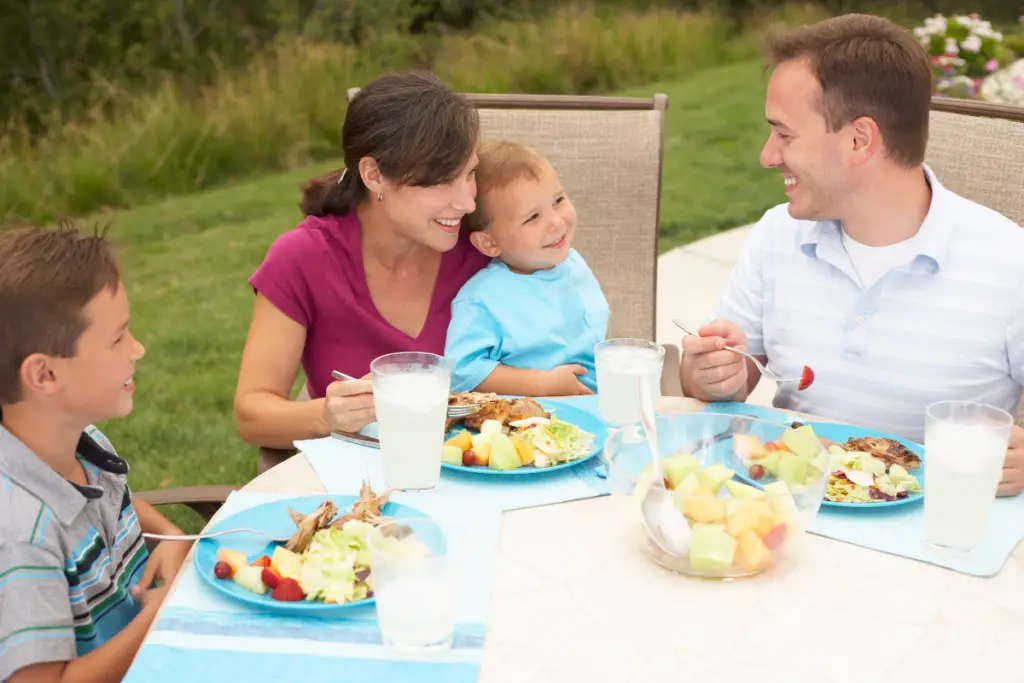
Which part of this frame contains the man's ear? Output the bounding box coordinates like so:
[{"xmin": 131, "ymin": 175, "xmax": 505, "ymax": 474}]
[
  {"xmin": 19, "ymin": 353, "xmax": 59, "ymax": 397},
  {"xmin": 848, "ymin": 116, "xmax": 881, "ymax": 167},
  {"xmin": 469, "ymin": 230, "xmax": 502, "ymax": 259}
]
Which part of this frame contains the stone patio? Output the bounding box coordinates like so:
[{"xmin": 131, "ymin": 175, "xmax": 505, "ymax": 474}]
[{"xmin": 654, "ymin": 225, "xmax": 777, "ymax": 406}]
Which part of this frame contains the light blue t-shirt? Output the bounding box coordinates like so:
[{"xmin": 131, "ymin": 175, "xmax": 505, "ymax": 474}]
[{"xmin": 444, "ymin": 248, "xmax": 610, "ymax": 393}]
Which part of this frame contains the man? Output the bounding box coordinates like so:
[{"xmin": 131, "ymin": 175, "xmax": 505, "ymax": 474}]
[{"xmin": 679, "ymin": 14, "xmax": 1024, "ymax": 495}]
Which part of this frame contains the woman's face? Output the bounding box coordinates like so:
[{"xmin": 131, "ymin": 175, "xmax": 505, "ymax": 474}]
[{"xmin": 378, "ymin": 152, "xmax": 479, "ymax": 253}]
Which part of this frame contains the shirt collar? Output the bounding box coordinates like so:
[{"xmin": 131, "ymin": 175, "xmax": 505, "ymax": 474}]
[
  {"xmin": 799, "ymin": 164, "xmax": 956, "ymax": 273},
  {"xmin": 491, "ymin": 250, "xmax": 573, "ymax": 281},
  {"xmin": 0, "ymin": 416, "xmax": 129, "ymax": 525}
]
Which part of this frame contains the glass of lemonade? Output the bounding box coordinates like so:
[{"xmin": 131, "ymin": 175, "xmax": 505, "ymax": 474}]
[
  {"xmin": 371, "ymin": 352, "xmax": 451, "ymax": 491},
  {"xmin": 594, "ymin": 338, "xmax": 665, "ymax": 441},
  {"xmin": 369, "ymin": 517, "xmax": 458, "ymax": 653},
  {"xmin": 923, "ymin": 400, "xmax": 1013, "ymax": 552}
]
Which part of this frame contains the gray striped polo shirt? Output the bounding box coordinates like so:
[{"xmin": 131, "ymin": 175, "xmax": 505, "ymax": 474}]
[{"xmin": 0, "ymin": 422, "xmax": 149, "ymax": 681}]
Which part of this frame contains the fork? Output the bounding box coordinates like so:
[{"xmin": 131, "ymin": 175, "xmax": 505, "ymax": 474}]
[
  {"xmin": 331, "ymin": 370, "xmax": 480, "ymax": 419},
  {"xmin": 143, "ymin": 528, "xmax": 290, "ymax": 543},
  {"xmin": 671, "ymin": 319, "xmax": 812, "ymax": 387}
]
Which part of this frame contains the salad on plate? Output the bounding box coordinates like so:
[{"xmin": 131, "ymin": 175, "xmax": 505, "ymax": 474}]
[
  {"xmin": 211, "ymin": 482, "xmax": 427, "ymax": 603},
  {"xmin": 732, "ymin": 422, "xmax": 923, "ymax": 505},
  {"xmin": 443, "ymin": 414, "xmax": 595, "ymax": 471}
]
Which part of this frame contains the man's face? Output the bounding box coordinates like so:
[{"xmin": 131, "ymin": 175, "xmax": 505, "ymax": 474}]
[{"xmin": 760, "ymin": 58, "xmax": 850, "ymax": 221}]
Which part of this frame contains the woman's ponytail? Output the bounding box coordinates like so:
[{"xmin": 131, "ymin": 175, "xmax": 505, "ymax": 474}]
[{"xmin": 299, "ymin": 166, "xmax": 365, "ymax": 217}]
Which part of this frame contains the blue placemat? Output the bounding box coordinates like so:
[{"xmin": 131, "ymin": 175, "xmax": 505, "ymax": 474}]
[
  {"xmin": 124, "ymin": 491, "xmax": 503, "ymax": 683},
  {"xmin": 299, "ymin": 396, "xmax": 609, "ymax": 512},
  {"xmin": 698, "ymin": 402, "xmax": 1024, "ymax": 576}
]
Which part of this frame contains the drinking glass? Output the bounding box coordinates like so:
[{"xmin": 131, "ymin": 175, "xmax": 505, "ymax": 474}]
[
  {"xmin": 923, "ymin": 400, "xmax": 1013, "ymax": 552},
  {"xmin": 371, "ymin": 352, "xmax": 451, "ymax": 491},
  {"xmin": 594, "ymin": 338, "xmax": 665, "ymax": 443},
  {"xmin": 368, "ymin": 517, "xmax": 458, "ymax": 653}
]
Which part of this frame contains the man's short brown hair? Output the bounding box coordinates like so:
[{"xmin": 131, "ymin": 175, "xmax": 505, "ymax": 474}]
[
  {"xmin": 0, "ymin": 222, "xmax": 121, "ymax": 404},
  {"xmin": 765, "ymin": 13, "xmax": 934, "ymax": 166},
  {"xmin": 464, "ymin": 140, "xmax": 551, "ymax": 233}
]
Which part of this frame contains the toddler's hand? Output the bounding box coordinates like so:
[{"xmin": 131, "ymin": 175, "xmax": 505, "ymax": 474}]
[{"xmin": 543, "ymin": 365, "xmax": 594, "ymax": 396}]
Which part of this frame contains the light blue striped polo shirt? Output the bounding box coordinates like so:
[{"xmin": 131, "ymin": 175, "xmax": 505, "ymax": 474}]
[{"xmin": 712, "ymin": 165, "xmax": 1024, "ymax": 443}]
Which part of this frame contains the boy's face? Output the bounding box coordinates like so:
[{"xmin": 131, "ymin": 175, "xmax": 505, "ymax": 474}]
[
  {"xmin": 43, "ymin": 283, "xmax": 145, "ymax": 424},
  {"xmin": 470, "ymin": 162, "xmax": 577, "ymax": 274}
]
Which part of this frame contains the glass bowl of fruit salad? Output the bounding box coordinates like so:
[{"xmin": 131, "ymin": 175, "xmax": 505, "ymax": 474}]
[{"xmin": 601, "ymin": 412, "xmax": 830, "ymax": 579}]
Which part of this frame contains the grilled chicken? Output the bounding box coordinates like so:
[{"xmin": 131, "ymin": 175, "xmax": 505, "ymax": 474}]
[
  {"xmin": 283, "ymin": 481, "xmax": 392, "ymax": 553},
  {"xmin": 462, "ymin": 397, "xmax": 549, "ymax": 431},
  {"xmin": 330, "ymin": 480, "xmax": 392, "ymax": 529},
  {"xmin": 843, "ymin": 436, "xmax": 921, "ymax": 470},
  {"xmin": 285, "ymin": 500, "xmax": 338, "ymax": 553}
]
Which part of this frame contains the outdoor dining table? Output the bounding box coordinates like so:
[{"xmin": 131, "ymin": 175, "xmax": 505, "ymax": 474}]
[{"xmin": 150, "ymin": 397, "xmax": 1024, "ymax": 682}]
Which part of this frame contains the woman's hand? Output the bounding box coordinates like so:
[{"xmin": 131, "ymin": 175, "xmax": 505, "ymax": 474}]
[{"xmin": 323, "ymin": 375, "xmax": 376, "ymax": 433}]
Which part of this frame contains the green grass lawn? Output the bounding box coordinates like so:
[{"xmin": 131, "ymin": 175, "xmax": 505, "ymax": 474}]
[{"xmin": 95, "ymin": 58, "xmax": 784, "ymax": 532}]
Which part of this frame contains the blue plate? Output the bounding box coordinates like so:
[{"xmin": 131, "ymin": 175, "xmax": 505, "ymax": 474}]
[
  {"xmin": 441, "ymin": 398, "xmax": 606, "ymax": 476},
  {"xmin": 728, "ymin": 421, "xmax": 924, "ymax": 509},
  {"xmin": 194, "ymin": 495, "xmax": 430, "ymax": 615}
]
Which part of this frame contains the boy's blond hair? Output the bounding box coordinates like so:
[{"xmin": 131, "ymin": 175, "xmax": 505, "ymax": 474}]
[
  {"xmin": 464, "ymin": 140, "xmax": 551, "ymax": 233},
  {"xmin": 0, "ymin": 221, "xmax": 120, "ymax": 404}
]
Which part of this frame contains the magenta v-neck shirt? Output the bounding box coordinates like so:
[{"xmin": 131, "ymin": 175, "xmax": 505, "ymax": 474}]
[{"xmin": 249, "ymin": 212, "xmax": 489, "ymax": 399}]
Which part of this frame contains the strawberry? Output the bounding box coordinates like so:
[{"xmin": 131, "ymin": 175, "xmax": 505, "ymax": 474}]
[
  {"xmin": 271, "ymin": 578, "xmax": 304, "ymax": 602},
  {"xmin": 798, "ymin": 365, "xmax": 814, "ymax": 391},
  {"xmin": 250, "ymin": 555, "xmax": 271, "ymax": 568},
  {"xmin": 261, "ymin": 567, "xmax": 282, "ymax": 589}
]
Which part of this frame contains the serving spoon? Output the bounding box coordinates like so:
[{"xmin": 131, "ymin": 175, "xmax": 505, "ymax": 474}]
[{"xmin": 636, "ymin": 374, "xmax": 692, "ymax": 557}]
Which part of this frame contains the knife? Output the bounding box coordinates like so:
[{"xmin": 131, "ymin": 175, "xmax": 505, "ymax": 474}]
[{"xmin": 330, "ymin": 431, "xmax": 381, "ymax": 449}]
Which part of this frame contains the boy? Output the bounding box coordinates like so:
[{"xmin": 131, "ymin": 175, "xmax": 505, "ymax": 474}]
[
  {"xmin": 0, "ymin": 223, "xmax": 190, "ymax": 683},
  {"xmin": 445, "ymin": 141, "xmax": 609, "ymax": 396}
]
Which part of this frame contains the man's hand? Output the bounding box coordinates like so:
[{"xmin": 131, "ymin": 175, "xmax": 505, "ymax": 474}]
[
  {"xmin": 135, "ymin": 541, "xmax": 192, "ymax": 592},
  {"xmin": 998, "ymin": 425, "xmax": 1024, "ymax": 497},
  {"xmin": 680, "ymin": 319, "xmax": 752, "ymax": 401}
]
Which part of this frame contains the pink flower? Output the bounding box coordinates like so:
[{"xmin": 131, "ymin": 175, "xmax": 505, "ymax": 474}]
[{"xmin": 986, "ymin": 59, "xmax": 1000, "ymax": 72}]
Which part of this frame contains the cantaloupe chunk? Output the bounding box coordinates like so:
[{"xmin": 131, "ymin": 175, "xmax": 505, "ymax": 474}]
[
  {"xmin": 682, "ymin": 493, "xmax": 726, "ymax": 524},
  {"xmin": 445, "ymin": 431, "xmax": 473, "ymax": 451},
  {"xmin": 216, "ymin": 548, "xmax": 248, "ymax": 573},
  {"xmin": 736, "ymin": 530, "xmax": 773, "ymax": 571},
  {"xmin": 513, "ymin": 439, "xmax": 534, "ymax": 466}
]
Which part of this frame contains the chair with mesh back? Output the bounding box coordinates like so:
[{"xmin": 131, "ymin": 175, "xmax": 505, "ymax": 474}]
[{"xmin": 925, "ymin": 97, "xmax": 1024, "ymax": 426}]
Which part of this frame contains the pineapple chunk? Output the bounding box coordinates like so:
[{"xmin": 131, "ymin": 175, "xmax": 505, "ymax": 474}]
[{"xmin": 270, "ymin": 546, "xmax": 304, "ymax": 580}]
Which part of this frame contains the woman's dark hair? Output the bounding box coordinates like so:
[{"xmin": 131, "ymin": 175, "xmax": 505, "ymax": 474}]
[{"xmin": 300, "ymin": 70, "xmax": 479, "ymax": 217}]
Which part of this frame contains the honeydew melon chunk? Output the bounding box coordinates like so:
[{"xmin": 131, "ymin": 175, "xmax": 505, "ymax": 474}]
[
  {"xmin": 697, "ymin": 464, "xmax": 735, "ymax": 495},
  {"xmin": 688, "ymin": 524, "xmax": 738, "ymax": 573},
  {"xmin": 764, "ymin": 480, "xmax": 800, "ymax": 525}
]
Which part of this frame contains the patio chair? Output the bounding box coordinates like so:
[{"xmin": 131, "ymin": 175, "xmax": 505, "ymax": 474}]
[
  {"xmin": 134, "ymin": 485, "xmax": 236, "ymax": 524},
  {"xmin": 925, "ymin": 97, "xmax": 1024, "ymax": 426}
]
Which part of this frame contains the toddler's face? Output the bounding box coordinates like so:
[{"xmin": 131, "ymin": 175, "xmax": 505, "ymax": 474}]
[{"xmin": 472, "ymin": 162, "xmax": 577, "ymax": 274}]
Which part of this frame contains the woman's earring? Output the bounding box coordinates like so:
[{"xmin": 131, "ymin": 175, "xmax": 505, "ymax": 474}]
[{"xmin": 377, "ymin": 192, "xmax": 384, "ymax": 201}]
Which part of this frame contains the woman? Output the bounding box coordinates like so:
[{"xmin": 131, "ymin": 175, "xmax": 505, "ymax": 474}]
[{"xmin": 234, "ymin": 70, "xmax": 488, "ymax": 449}]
